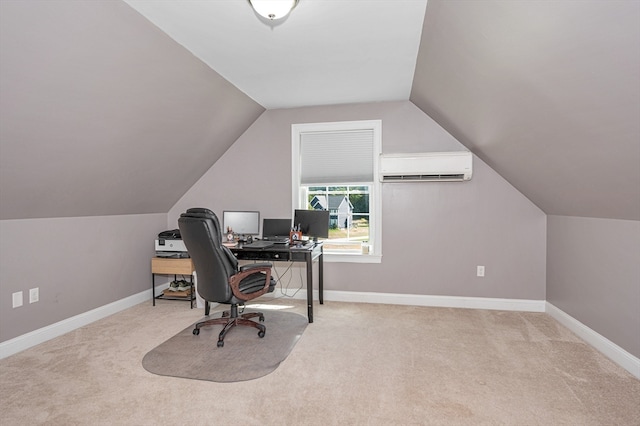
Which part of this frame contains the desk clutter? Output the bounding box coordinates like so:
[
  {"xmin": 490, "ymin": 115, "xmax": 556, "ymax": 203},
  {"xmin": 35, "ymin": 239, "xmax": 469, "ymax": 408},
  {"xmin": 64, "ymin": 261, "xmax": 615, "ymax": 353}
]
[
  {"xmin": 155, "ymin": 209, "xmax": 329, "ymax": 258},
  {"xmin": 221, "ymin": 209, "xmax": 329, "ymax": 247}
]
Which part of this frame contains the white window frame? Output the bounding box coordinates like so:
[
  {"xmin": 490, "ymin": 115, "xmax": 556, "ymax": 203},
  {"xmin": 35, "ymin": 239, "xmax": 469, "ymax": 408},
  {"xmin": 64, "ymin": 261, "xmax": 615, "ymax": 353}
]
[{"xmin": 292, "ymin": 120, "xmax": 382, "ymax": 263}]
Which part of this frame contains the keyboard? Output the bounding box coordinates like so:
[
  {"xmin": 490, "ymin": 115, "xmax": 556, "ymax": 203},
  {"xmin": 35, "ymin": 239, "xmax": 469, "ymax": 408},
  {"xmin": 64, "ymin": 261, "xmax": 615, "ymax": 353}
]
[
  {"xmin": 242, "ymin": 240, "xmax": 274, "ymax": 249},
  {"xmin": 262, "ymin": 236, "xmax": 290, "ymax": 244}
]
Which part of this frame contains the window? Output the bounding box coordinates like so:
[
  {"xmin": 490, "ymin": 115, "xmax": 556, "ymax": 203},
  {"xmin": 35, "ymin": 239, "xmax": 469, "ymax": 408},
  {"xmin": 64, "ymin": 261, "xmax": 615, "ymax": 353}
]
[{"xmin": 292, "ymin": 120, "xmax": 382, "ymax": 263}]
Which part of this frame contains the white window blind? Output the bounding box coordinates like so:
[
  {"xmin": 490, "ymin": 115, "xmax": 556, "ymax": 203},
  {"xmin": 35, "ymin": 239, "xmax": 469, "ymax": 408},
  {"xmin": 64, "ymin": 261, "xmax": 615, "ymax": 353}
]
[{"xmin": 300, "ymin": 130, "xmax": 374, "ymax": 184}]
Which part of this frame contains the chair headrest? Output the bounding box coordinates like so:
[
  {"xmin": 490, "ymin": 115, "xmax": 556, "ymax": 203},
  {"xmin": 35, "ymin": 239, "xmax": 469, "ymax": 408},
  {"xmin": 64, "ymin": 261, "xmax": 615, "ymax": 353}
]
[
  {"xmin": 180, "ymin": 208, "xmax": 223, "ymax": 241},
  {"xmin": 184, "ymin": 207, "xmax": 215, "ymax": 217}
]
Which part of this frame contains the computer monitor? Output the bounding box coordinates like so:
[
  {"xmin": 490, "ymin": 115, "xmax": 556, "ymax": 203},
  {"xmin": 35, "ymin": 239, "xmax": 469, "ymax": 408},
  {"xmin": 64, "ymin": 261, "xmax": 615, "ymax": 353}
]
[
  {"xmin": 222, "ymin": 211, "xmax": 260, "ymax": 236},
  {"xmin": 293, "ymin": 209, "xmax": 330, "ymax": 241},
  {"xmin": 262, "ymin": 218, "xmax": 292, "ymax": 238}
]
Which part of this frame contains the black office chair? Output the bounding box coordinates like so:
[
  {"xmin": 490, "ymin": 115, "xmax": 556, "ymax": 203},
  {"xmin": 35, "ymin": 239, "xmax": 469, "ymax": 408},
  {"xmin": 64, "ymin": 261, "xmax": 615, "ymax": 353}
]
[{"xmin": 178, "ymin": 208, "xmax": 276, "ymax": 347}]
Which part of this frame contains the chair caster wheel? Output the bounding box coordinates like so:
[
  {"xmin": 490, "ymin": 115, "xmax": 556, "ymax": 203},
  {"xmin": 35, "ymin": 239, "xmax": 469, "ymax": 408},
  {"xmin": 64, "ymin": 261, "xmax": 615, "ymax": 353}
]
[
  {"xmin": 259, "ymin": 315, "xmax": 265, "ymax": 322},
  {"xmin": 193, "ymin": 328, "xmax": 200, "ymax": 335},
  {"xmin": 258, "ymin": 330, "xmax": 265, "ymax": 338},
  {"xmin": 217, "ymin": 340, "xmax": 224, "ymax": 347}
]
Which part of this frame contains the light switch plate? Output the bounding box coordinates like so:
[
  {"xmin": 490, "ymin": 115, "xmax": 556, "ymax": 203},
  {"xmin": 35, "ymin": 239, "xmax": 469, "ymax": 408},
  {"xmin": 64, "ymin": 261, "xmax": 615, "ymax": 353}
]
[
  {"xmin": 29, "ymin": 288, "xmax": 39, "ymax": 303},
  {"xmin": 12, "ymin": 291, "xmax": 23, "ymax": 308}
]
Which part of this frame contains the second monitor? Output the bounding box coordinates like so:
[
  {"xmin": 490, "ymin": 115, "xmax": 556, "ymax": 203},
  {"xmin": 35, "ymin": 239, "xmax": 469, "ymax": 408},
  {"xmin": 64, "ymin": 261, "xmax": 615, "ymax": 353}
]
[
  {"xmin": 223, "ymin": 211, "xmax": 260, "ymax": 237},
  {"xmin": 293, "ymin": 209, "xmax": 330, "ymax": 241}
]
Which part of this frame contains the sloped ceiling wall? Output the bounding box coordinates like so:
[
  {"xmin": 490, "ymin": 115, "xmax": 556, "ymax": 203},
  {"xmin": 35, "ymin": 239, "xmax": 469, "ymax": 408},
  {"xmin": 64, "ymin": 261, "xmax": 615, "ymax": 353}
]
[
  {"xmin": 411, "ymin": 0, "xmax": 640, "ymax": 220},
  {"xmin": 1, "ymin": 0, "xmax": 638, "ymax": 221},
  {"xmin": 0, "ymin": 0, "xmax": 263, "ymax": 220}
]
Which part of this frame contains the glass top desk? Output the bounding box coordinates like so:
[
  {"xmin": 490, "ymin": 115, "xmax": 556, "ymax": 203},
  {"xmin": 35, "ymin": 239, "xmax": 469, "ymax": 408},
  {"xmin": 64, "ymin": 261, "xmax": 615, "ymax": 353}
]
[{"xmin": 230, "ymin": 242, "xmax": 323, "ymax": 323}]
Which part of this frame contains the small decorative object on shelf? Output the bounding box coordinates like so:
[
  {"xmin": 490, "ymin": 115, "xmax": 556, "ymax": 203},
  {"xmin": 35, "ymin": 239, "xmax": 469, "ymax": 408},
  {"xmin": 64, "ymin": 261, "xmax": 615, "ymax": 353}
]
[{"xmin": 289, "ymin": 230, "xmax": 302, "ymax": 243}]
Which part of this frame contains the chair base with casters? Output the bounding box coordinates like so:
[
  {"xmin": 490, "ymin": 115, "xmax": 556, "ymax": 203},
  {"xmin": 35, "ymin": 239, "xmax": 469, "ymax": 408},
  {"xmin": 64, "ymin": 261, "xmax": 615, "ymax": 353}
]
[{"xmin": 193, "ymin": 303, "xmax": 266, "ymax": 347}]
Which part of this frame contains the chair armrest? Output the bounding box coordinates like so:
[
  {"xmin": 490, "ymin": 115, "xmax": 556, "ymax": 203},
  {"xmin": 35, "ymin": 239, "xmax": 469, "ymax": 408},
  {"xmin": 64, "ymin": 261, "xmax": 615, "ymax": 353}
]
[
  {"xmin": 240, "ymin": 263, "xmax": 273, "ymax": 272},
  {"xmin": 228, "ymin": 266, "xmax": 272, "ymax": 302}
]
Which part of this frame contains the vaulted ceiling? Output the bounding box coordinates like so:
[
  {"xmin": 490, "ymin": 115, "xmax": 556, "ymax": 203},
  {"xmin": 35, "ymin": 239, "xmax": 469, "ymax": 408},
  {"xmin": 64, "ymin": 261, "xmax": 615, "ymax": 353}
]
[
  {"xmin": 122, "ymin": 0, "xmax": 429, "ymax": 109},
  {"xmin": 1, "ymin": 0, "xmax": 638, "ymax": 221}
]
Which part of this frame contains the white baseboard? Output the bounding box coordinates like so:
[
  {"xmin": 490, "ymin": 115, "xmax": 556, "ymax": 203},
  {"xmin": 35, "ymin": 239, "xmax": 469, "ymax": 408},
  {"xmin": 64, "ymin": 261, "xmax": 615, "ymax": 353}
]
[
  {"xmin": 545, "ymin": 302, "xmax": 640, "ymax": 379},
  {"xmin": 0, "ymin": 285, "xmax": 167, "ymax": 360},
  {"xmin": 323, "ymin": 290, "xmax": 546, "ymax": 312},
  {"xmin": 269, "ymin": 288, "xmax": 546, "ymax": 312}
]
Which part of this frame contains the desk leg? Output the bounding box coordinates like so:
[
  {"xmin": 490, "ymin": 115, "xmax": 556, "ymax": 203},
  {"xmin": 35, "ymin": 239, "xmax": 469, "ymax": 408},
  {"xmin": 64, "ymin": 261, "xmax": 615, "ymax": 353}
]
[
  {"xmin": 306, "ymin": 254, "xmax": 313, "ymax": 323},
  {"xmin": 152, "ymin": 273, "xmax": 156, "ymax": 306},
  {"xmin": 319, "ymin": 252, "xmax": 324, "ymax": 305},
  {"xmin": 189, "ymin": 275, "xmax": 194, "ymax": 309}
]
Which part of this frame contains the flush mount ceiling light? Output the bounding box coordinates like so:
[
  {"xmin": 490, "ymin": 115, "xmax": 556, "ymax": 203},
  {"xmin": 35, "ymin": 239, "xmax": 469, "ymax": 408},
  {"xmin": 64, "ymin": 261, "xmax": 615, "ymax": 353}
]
[{"xmin": 249, "ymin": 0, "xmax": 298, "ymax": 20}]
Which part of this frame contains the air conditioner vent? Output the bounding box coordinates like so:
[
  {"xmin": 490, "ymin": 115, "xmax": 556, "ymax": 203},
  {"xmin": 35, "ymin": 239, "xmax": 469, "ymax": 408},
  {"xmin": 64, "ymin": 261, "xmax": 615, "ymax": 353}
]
[{"xmin": 383, "ymin": 174, "xmax": 466, "ymax": 182}]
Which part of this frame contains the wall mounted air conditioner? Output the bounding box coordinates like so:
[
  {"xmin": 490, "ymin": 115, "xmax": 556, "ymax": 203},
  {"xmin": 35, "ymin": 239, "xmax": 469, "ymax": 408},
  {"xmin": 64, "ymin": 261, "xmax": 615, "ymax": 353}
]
[{"xmin": 379, "ymin": 151, "xmax": 473, "ymax": 182}]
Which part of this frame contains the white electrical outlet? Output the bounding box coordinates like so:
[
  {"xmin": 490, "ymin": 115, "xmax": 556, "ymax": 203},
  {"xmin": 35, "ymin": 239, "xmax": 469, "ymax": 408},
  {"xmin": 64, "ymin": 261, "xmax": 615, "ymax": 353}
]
[
  {"xmin": 29, "ymin": 288, "xmax": 39, "ymax": 303},
  {"xmin": 477, "ymin": 265, "xmax": 485, "ymax": 277},
  {"xmin": 12, "ymin": 291, "xmax": 23, "ymax": 308}
]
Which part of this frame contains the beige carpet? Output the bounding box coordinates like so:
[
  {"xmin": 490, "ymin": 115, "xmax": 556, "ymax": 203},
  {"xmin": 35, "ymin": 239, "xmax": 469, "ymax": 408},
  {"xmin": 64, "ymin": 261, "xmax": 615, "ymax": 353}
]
[
  {"xmin": 142, "ymin": 309, "xmax": 307, "ymax": 382},
  {"xmin": 0, "ymin": 298, "xmax": 638, "ymax": 425}
]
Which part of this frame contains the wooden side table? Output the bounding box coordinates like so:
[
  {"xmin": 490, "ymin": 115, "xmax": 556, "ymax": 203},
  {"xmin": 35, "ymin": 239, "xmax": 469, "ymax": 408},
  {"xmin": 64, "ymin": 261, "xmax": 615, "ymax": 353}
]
[{"xmin": 151, "ymin": 257, "xmax": 195, "ymax": 308}]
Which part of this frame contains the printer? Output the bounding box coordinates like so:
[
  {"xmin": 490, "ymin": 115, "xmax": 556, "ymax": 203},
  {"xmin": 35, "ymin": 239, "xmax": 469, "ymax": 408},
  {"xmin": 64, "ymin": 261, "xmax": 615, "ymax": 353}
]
[{"xmin": 155, "ymin": 229, "xmax": 189, "ymax": 258}]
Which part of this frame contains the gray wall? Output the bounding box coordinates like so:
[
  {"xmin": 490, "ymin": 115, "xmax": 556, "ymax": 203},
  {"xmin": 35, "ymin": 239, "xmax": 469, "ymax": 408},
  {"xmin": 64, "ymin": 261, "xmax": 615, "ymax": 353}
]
[
  {"xmin": 547, "ymin": 215, "xmax": 640, "ymax": 358},
  {"xmin": 169, "ymin": 101, "xmax": 546, "ymax": 300},
  {"xmin": 0, "ymin": 214, "xmax": 165, "ymax": 342},
  {"xmin": 0, "ymin": 0, "xmax": 263, "ymax": 220}
]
